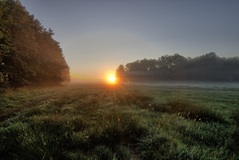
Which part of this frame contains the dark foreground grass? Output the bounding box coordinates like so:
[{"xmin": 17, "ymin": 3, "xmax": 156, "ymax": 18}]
[{"xmin": 0, "ymin": 83, "xmax": 239, "ymax": 159}]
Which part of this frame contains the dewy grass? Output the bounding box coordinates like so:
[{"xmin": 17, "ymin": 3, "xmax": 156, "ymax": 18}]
[
  {"xmin": 165, "ymin": 99, "xmax": 226, "ymax": 123},
  {"xmin": 0, "ymin": 122, "xmax": 29, "ymax": 159},
  {"xmin": 71, "ymin": 111, "xmax": 149, "ymax": 152},
  {"xmin": 228, "ymin": 109, "xmax": 239, "ymax": 155},
  {"xmin": 115, "ymin": 91, "xmax": 153, "ymax": 106},
  {"xmin": 232, "ymin": 109, "xmax": 239, "ymax": 125},
  {"xmin": 0, "ymin": 84, "xmax": 238, "ymax": 159},
  {"xmin": 138, "ymin": 133, "xmax": 177, "ymax": 160}
]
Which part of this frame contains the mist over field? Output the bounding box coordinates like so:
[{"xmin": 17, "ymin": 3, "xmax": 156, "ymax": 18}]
[
  {"xmin": 1, "ymin": 0, "xmax": 239, "ymax": 159},
  {"xmin": 122, "ymin": 81, "xmax": 239, "ymax": 88}
]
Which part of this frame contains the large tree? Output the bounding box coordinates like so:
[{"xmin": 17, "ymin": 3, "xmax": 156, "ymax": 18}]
[{"xmin": 0, "ymin": 0, "xmax": 70, "ymax": 91}]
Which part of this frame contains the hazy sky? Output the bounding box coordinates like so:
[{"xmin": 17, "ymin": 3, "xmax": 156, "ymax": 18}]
[{"xmin": 20, "ymin": 0, "xmax": 239, "ymax": 81}]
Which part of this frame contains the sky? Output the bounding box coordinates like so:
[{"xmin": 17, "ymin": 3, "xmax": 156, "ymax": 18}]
[{"xmin": 20, "ymin": 0, "xmax": 239, "ymax": 81}]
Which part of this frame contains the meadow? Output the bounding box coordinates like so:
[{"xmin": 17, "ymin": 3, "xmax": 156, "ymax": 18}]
[{"xmin": 0, "ymin": 83, "xmax": 239, "ymax": 160}]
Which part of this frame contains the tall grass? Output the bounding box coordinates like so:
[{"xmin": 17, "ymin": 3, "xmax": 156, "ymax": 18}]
[
  {"xmin": 0, "ymin": 84, "xmax": 238, "ymax": 159},
  {"xmin": 165, "ymin": 99, "xmax": 226, "ymax": 123},
  {"xmin": 227, "ymin": 109, "xmax": 239, "ymax": 156},
  {"xmin": 137, "ymin": 98, "xmax": 226, "ymax": 123}
]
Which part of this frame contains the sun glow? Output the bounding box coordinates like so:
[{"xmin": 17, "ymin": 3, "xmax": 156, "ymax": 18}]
[{"xmin": 105, "ymin": 72, "xmax": 117, "ymax": 85}]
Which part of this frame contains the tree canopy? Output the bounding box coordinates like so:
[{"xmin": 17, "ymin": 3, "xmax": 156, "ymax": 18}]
[
  {"xmin": 117, "ymin": 53, "xmax": 239, "ymax": 82},
  {"xmin": 0, "ymin": 0, "xmax": 70, "ymax": 92}
]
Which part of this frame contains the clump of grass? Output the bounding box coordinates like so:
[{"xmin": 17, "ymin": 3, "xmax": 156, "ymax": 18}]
[
  {"xmin": 33, "ymin": 101, "xmax": 63, "ymax": 115},
  {"xmin": 29, "ymin": 115, "xmax": 74, "ymax": 149},
  {"xmin": 21, "ymin": 107, "xmax": 43, "ymax": 117},
  {"xmin": 165, "ymin": 99, "xmax": 225, "ymax": 123},
  {"xmin": 232, "ymin": 109, "xmax": 239, "ymax": 125},
  {"xmin": 115, "ymin": 92, "xmax": 153, "ymax": 107},
  {"xmin": 72, "ymin": 112, "xmax": 148, "ymax": 153},
  {"xmin": 154, "ymin": 114, "xmax": 229, "ymax": 148},
  {"xmin": 175, "ymin": 145, "xmax": 227, "ymax": 160},
  {"xmin": 228, "ymin": 127, "xmax": 239, "ymax": 155},
  {"xmin": 92, "ymin": 145, "xmax": 132, "ymax": 160},
  {"xmin": 100, "ymin": 120, "xmax": 122, "ymax": 146},
  {"xmin": 1, "ymin": 87, "xmax": 14, "ymax": 95},
  {"xmin": 184, "ymin": 122, "xmax": 229, "ymax": 147},
  {"xmin": 0, "ymin": 122, "xmax": 28, "ymax": 159},
  {"xmin": 93, "ymin": 145, "xmax": 114, "ymax": 160},
  {"xmin": 108, "ymin": 113, "xmax": 148, "ymax": 144},
  {"xmin": 65, "ymin": 151, "xmax": 89, "ymax": 160},
  {"xmin": 115, "ymin": 145, "xmax": 132, "ymax": 160},
  {"xmin": 138, "ymin": 133, "xmax": 177, "ymax": 160},
  {"xmin": 141, "ymin": 103, "xmax": 170, "ymax": 112},
  {"xmin": 74, "ymin": 96, "xmax": 100, "ymax": 114},
  {"xmin": 135, "ymin": 98, "xmax": 225, "ymax": 123},
  {"xmin": 60, "ymin": 105, "xmax": 77, "ymax": 114},
  {"xmin": 228, "ymin": 109, "xmax": 239, "ymax": 155},
  {"xmin": 0, "ymin": 96, "xmax": 13, "ymax": 108},
  {"xmin": 67, "ymin": 116, "xmax": 87, "ymax": 132},
  {"xmin": 11, "ymin": 116, "xmax": 76, "ymax": 160},
  {"xmin": 79, "ymin": 96, "xmax": 99, "ymax": 107}
]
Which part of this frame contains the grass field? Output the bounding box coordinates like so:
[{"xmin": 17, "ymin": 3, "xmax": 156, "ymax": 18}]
[{"xmin": 0, "ymin": 83, "xmax": 239, "ymax": 160}]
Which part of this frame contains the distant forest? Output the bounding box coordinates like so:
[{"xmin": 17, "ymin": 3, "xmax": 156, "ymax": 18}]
[
  {"xmin": 116, "ymin": 52, "xmax": 239, "ymax": 82},
  {"xmin": 0, "ymin": 0, "xmax": 70, "ymax": 92}
]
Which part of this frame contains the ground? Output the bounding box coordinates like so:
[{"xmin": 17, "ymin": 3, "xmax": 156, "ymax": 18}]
[{"xmin": 0, "ymin": 83, "xmax": 239, "ymax": 160}]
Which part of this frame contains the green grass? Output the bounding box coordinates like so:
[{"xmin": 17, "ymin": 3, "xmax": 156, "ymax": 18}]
[{"xmin": 0, "ymin": 83, "xmax": 239, "ymax": 159}]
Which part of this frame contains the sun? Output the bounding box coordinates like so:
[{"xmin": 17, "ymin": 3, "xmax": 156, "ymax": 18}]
[
  {"xmin": 108, "ymin": 74, "xmax": 116, "ymax": 83},
  {"xmin": 105, "ymin": 72, "xmax": 117, "ymax": 85}
]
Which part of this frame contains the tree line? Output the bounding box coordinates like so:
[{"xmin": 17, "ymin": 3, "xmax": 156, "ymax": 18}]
[
  {"xmin": 0, "ymin": 0, "xmax": 70, "ymax": 92},
  {"xmin": 116, "ymin": 52, "xmax": 239, "ymax": 82}
]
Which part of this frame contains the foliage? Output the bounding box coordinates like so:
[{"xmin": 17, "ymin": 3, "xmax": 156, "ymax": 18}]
[
  {"xmin": 117, "ymin": 52, "xmax": 239, "ymax": 82},
  {"xmin": 0, "ymin": 0, "xmax": 70, "ymax": 92}
]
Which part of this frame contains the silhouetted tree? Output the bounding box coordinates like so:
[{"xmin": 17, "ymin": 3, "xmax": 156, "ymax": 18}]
[
  {"xmin": 0, "ymin": 0, "xmax": 70, "ymax": 92},
  {"xmin": 117, "ymin": 53, "xmax": 239, "ymax": 82}
]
